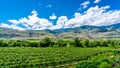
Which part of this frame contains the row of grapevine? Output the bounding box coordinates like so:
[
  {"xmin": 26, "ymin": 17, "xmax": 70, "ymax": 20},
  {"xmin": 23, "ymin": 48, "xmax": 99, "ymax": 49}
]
[{"xmin": 0, "ymin": 47, "xmax": 103, "ymax": 67}]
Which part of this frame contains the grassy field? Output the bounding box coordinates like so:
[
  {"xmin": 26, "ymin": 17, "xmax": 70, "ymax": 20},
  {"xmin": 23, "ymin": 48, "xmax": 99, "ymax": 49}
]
[
  {"xmin": 76, "ymin": 47, "xmax": 120, "ymax": 68},
  {"xmin": 0, "ymin": 47, "xmax": 119, "ymax": 68},
  {"xmin": 0, "ymin": 47, "xmax": 103, "ymax": 67}
]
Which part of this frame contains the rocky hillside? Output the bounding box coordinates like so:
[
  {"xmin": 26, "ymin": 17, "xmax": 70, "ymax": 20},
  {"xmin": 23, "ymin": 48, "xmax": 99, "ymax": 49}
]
[{"xmin": 0, "ymin": 23, "xmax": 120, "ymax": 39}]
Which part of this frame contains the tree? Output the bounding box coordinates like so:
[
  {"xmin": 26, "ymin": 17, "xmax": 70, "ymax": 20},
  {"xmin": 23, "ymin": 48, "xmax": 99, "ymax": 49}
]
[
  {"xmin": 84, "ymin": 39, "xmax": 90, "ymax": 47},
  {"xmin": 74, "ymin": 37, "xmax": 83, "ymax": 47},
  {"xmin": 29, "ymin": 42, "xmax": 39, "ymax": 47},
  {"xmin": 99, "ymin": 62, "xmax": 111, "ymax": 68},
  {"xmin": 39, "ymin": 37, "xmax": 52, "ymax": 47},
  {"xmin": 57, "ymin": 39, "xmax": 67, "ymax": 47},
  {"xmin": 0, "ymin": 40, "xmax": 8, "ymax": 47}
]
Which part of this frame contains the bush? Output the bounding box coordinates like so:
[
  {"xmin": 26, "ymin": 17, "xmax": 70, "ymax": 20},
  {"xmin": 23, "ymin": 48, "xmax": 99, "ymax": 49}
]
[
  {"xmin": 84, "ymin": 39, "xmax": 90, "ymax": 47},
  {"xmin": 57, "ymin": 39, "xmax": 67, "ymax": 47},
  {"xmin": 99, "ymin": 62, "xmax": 111, "ymax": 68},
  {"xmin": 28, "ymin": 42, "xmax": 39, "ymax": 47},
  {"xmin": 39, "ymin": 37, "xmax": 52, "ymax": 47},
  {"xmin": 13, "ymin": 42, "xmax": 22, "ymax": 47},
  {"xmin": 74, "ymin": 38, "xmax": 83, "ymax": 47},
  {"xmin": 0, "ymin": 40, "xmax": 8, "ymax": 47}
]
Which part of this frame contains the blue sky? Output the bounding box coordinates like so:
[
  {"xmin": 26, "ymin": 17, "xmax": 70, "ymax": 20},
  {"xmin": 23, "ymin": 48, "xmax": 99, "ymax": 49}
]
[{"xmin": 0, "ymin": 0, "xmax": 120, "ymax": 30}]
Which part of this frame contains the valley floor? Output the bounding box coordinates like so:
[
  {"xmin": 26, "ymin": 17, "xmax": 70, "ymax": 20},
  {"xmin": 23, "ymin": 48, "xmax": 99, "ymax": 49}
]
[{"xmin": 0, "ymin": 47, "xmax": 119, "ymax": 68}]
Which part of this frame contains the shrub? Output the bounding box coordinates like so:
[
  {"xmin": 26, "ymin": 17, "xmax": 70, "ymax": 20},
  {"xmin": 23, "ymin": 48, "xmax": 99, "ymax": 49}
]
[
  {"xmin": 99, "ymin": 62, "xmax": 111, "ymax": 68},
  {"xmin": 28, "ymin": 42, "xmax": 39, "ymax": 47},
  {"xmin": 39, "ymin": 37, "xmax": 52, "ymax": 47},
  {"xmin": 0, "ymin": 40, "xmax": 8, "ymax": 47},
  {"xmin": 56, "ymin": 39, "xmax": 65, "ymax": 47},
  {"xmin": 74, "ymin": 38, "xmax": 83, "ymax": 47}
]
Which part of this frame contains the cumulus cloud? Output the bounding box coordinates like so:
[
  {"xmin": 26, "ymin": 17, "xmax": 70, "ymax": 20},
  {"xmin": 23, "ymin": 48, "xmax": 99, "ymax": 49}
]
[
  {"xmin": 8, "ymin": 20, "xmax": 20, "ymax": 25},
  {"xmin": 7, "ymin": 10, "xmax": 53, "ymax": 30},
  {"xmin": 1, "ymin": 5, "xmax": 120, "ymax": 30},
  {"xmin": 0, "ymin": 23, "xmax": 24, "ymax": 30},
  {"xmin": 65, "ymin": 5, "xmax": 120, "ymax": 28},
  {"xmin": 65, "ymin": 13, "xmax": 83, "ymax": 28},
  {"xmin": 31, "ymin": 10, "xmax": 38, "ymax": 15},
  {"xmin": 49, "ymin": 13, "xmax": 57, "ymax": 20},
  {"xmin": 20, "ymin": 10, "xmax": 53, "ymax": 30},
  {"xmin": 94, "ymin": 0, "xmax": 101, "ymax": 3},
  {"xmin": 50, "ymin": 16, "xmax": 68, "ymax": 30},
  {"xmin": 80, "ymin": 1, "xmax": 90, "ymax": 9}
]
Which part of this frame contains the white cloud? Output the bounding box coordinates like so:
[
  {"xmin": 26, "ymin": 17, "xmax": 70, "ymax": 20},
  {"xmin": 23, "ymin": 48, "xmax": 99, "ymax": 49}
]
[
  {"xmin": 65, "ymin": 13, "xmax": 83, "ymax": 28},
  {"xmin": 80, "ymin": 1, "xmax": 90, "ymax": 9},
  {"xmin": 50, "ymin": 16, "xmax": 68, "ymax": 30},
  {"xmin": 0, "ymin": 23, "xmax": 24, "ymax": 30},
  {"xmin": 94, "ymin": 0, "xmax": 101, "ymax": 3},
  {"xmin": 49, "ymin": 13, "xmax": 57, "ymax": 20},
  {"xmin": 19, "ymin": 10, "xmax": 52, "ymax": 30},
  {"xmin": 31, "ymin": 10, "xmax": 38, "ymax": 16},
  {"xmin": 1, "ymin": 5, "xmax": 120, "ymax": 30},
  {"xmin": 8, "ymin": 20, "xmax": 20, "ymax": 25},
  {"xmin": 7, "ymin": 10, "xmax": 53, "ymax": 30},
  {"xmin": 46, "ymin": 4, "xmax": 52, "ymax": 8},
  {"xmin": 65, "ymin": 5, "xmax": 120, "ymax": 28}
]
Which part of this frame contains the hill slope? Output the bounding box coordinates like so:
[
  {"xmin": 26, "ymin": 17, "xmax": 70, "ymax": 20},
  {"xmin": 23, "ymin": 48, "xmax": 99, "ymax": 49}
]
[{"xmin": 0, "ymin": 23, "xmax": 120, "ymax": 39}]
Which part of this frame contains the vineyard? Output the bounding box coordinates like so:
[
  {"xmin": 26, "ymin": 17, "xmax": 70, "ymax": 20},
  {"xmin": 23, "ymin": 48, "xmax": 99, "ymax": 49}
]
[
  {"xmin": 76, "ymin": 48, "xmax": 120, "ymax": 68},
  {"xmin": 0, "ymin": 47, "xmax": 103, "ymax": 67},
  {"xmin": 0, "ymin": 38, "xmax": 120, "ymax": 68}
]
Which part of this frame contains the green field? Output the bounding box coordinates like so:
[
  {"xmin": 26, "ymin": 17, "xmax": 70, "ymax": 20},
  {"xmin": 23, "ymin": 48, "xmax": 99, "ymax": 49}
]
[
  {"xmin": 76, "ymin": 48, "xmax": 120, "ymax": 68},
  {"xmin": 0, "ymin": 47, "xmax": 103, "ymax": 67},
  {"xmin": 0, "ymin": 39, "xmax": 120, "ymax": 68}
]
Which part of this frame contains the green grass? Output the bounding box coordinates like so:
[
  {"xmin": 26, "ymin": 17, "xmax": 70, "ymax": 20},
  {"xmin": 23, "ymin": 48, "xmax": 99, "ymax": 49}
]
[
  {"xmin": 75, "ymin": 47, "xmax": 120, "ymax": 68},
  {"xmin": 0, "ymin": 47, "xmax": 103, "ymax": 67}
]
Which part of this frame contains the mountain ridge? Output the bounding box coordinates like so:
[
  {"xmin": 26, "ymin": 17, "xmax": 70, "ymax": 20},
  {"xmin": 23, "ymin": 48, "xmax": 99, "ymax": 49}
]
[{"xmin": 0, "ymin": 23, "xmax": 120, "ymax": 39}]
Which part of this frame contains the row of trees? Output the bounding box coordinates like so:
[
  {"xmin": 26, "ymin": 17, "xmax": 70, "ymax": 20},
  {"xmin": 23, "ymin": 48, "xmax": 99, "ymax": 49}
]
[
  {"xmin": 74, "ymin": 38, "xmax": 118, "ymax": 47},
  {"xmin": 0, "ymin": 37, "xmax": 120, "ymax": 47}
]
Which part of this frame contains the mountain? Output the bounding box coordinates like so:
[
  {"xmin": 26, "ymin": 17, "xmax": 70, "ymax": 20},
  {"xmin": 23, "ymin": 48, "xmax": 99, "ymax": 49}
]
[{"xmin": 0, "ymin": 23, "xmax": 120, "ymax": 39}]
